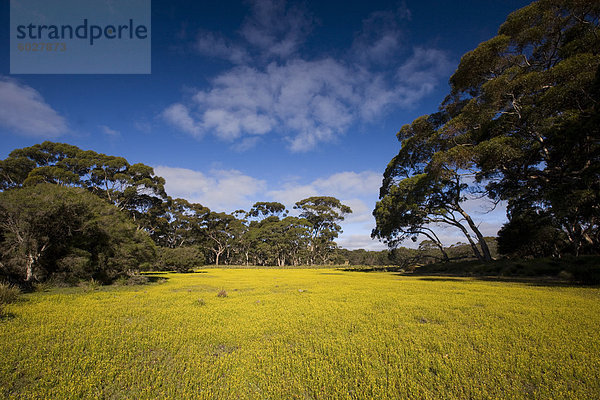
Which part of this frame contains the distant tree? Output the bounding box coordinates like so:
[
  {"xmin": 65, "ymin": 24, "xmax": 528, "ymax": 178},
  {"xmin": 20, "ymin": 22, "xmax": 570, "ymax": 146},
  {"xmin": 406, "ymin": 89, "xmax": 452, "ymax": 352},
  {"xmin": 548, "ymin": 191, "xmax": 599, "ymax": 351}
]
[
  {"xmin": 294, "ymin": 196, "xmax": 352, "ymax": 265},
  {"xmin": 157, "ymin": 198, "xmax": 210, "ymax": 249},
  {"xmin": 246, "ymin": 202, "xmax": 287, "ymax": 220},
  {"xmin": 201, "ymin": 212, "xmax": 242, "ymax": 266}
]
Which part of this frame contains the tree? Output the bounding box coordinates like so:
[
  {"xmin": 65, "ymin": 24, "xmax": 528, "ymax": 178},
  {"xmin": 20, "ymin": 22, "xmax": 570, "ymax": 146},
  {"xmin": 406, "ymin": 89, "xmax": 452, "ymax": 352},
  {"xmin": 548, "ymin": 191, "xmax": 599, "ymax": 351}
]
[
  {"xmin": 444, "ymin": 0, "xmax": 600, "ymax": 254},
  {"xmin": 373, "ymin": 115, "xmax": 493, "ymax": 262},
  {"xmin": 375, "ymin": 0, "xmax": 600, "ymax": 258},
  {"xmin": 200, "ymin": 212, "xmax": 242, "ymax": 266},
  {"xmin": 497, "ymin": 209, "xmax": 565, "ymax": 258},
  {"xmin": 294, "ymin": 196, "xmax": 352, "ymax": 265},
  {"xmin": 0, "ymin": 184, "xmax": 155, "ymax": 283},
  {"xmin": 0, "ymin": 142, "xmax": 169, "ymax": 236},
  {"xmin": 246, "ymin": 202, "xmax": 287, "ymax": 220}
]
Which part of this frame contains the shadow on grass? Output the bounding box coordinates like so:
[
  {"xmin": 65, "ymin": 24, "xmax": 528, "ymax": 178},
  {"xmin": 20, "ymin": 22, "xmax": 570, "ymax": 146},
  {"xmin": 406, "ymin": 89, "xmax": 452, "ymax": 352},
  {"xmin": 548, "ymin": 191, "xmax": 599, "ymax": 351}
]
[
  {"xmin": 340, "ymin": 267, "xmax": 405, "ymax": 273},
  {"xmin": 407, "ymin": 274, "xmax": 590, "ymax": 288},
  {"xmin": 145, "ymin": 275, "xmax": 171, "ymax": 283},
  {"xmin": 342, "ymin": 256, "xmax": 600, "ymax": 287},
  {"xmin": 0, "ymin": 311, "xmax": 16, "ymax": 321}
]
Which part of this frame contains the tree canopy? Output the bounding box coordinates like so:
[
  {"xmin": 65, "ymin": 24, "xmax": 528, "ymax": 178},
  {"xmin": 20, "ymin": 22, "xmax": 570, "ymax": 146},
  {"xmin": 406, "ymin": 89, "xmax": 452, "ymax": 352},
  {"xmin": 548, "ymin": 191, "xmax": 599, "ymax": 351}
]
[{"xmin": 374, "ymin": 0, "xmax": 599, "ymax": 258}]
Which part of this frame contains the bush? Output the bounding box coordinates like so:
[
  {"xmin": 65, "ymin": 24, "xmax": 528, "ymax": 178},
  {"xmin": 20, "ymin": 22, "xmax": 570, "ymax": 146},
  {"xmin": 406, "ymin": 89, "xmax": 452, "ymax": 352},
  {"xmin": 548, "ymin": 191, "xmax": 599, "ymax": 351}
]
[
  {"xmin": 155, "ymin": 246, "xmax": 204, "ymax": 272},
  {"xmin": 125, "ymin": 274, "xmax": 149, "ymax": 286},
  {"xmin": 0, "ymin": 282, "xmax": 20, "ymax": 304},
  {"xmin": 0, "ymin": 184, "xmax": 157, "ymax": 284}
]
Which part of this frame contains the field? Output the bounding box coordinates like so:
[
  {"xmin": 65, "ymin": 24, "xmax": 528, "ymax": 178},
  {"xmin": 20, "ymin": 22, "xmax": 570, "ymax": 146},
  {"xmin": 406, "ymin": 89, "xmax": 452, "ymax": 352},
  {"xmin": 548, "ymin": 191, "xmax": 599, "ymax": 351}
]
[{"xmin": 1, "ymin": 269, "xmax": 599, "ymax": 399}]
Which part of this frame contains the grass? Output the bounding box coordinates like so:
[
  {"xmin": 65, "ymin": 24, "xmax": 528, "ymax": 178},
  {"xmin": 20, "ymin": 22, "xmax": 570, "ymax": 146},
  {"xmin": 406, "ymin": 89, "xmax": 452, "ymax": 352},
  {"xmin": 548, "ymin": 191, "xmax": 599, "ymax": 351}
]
[{"xmin": 1, "ymin": 269, "xmax": 599, "ymax": 399}]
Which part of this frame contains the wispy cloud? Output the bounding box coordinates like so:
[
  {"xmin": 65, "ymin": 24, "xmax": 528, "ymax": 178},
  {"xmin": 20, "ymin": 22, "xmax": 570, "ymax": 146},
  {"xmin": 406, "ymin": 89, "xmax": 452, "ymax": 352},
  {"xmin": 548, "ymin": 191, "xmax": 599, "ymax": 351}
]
[
  {"xmin": 0, "ymin": 77, "xmax": 68, "ymax": 138},
  {"xmin": 164, "ymin": 1, "xmax": 452, "ymax": 152},
  {"xmin": 195, "ymin": 30, "xmax": 250, "ymax": 64},
  {"xmin": 350, "ymin": 6, "xmax": 411, "ymax": 66},
  {"xmin": 99, "ymin": 125, "xmax": 120, "ymax": 136},
  {"xmin": 240, "ymin": 0, "xmax": 313, "ymax": 59}
]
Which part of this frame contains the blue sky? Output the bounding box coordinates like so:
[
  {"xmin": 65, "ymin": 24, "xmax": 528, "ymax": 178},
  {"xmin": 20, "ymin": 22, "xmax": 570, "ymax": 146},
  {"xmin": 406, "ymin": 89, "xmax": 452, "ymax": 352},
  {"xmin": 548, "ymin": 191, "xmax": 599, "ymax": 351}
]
[{"xmin": 0, "ymin": 0, "xmax": 533, "ymax": 250}]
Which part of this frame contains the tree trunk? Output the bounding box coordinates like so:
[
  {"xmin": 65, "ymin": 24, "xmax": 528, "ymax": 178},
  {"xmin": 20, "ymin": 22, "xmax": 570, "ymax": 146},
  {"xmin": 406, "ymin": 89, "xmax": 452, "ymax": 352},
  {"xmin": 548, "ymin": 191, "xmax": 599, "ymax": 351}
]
[
  {"xmin": 25, "ymin": 253, "xmax": 35, "ymax": 281},
  {"xmin": 456, "ymin": 206, "xmax": 493, "ymax": 262}
]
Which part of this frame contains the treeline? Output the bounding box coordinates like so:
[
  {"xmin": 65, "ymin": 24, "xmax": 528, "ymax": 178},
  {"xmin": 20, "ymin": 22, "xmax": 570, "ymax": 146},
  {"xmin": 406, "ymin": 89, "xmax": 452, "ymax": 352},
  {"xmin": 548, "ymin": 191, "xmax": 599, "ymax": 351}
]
[{"xmin": 0, "ymin": 142, "xmax": 357, "ymax": 284}]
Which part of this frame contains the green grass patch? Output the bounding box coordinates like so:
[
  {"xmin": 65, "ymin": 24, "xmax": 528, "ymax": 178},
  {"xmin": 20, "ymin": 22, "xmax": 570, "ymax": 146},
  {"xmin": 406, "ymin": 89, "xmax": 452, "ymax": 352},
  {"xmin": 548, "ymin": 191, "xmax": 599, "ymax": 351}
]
[{"xmin": 1, "ymin": 269, "xmax": 599, "ymax": 399}]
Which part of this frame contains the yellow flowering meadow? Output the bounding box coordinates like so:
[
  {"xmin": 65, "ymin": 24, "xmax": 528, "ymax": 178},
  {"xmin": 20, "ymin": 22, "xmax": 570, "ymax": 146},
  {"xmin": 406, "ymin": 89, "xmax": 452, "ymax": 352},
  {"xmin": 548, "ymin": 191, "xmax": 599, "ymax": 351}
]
[{"xmin": 1, "ymin": 269, "xmax": 599, "ymax": 399}]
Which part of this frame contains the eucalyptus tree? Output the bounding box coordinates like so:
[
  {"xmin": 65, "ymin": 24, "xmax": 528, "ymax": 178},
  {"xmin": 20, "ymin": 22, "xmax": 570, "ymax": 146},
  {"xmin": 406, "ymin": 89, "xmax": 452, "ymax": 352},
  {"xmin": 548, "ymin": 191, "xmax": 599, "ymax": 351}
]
[
  {"xmin": 373, "ymin": 112, "xmax": 492, "ymax": 262},
  {"xmin": 201, "ymin": 212, "xmax": 244, "ymax": 266},
  {"xmin": 294, "ymin": 196, "xmax": 352, "ymax": 265},
  {"xmin": 443, "ymin": 0, "xmax": 600, "ymax": 255},
  {"xmin": 375, "ymin": 0, "xmax": 600, "ymax": 258},
  {"xmin": 0, "ymin": 142, "xmax": 169, "ymax": 235}
]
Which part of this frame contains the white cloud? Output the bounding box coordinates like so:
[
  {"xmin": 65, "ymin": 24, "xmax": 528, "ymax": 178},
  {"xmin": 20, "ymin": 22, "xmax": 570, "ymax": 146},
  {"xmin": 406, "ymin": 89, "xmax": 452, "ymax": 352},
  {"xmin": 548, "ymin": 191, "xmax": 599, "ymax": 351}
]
[
  {"xmin": 165, "ymin": 50, "xmax": 450, "ymax": 151},
  {"xmin": 350, "ymin": 7, "xmax": 411, "ymax": 66},
  {"xmin": 337, "ymin": 234, "xmax": 388, "ymax": 251},
  {"xmin": 240, "ymin": 0, "xmax": 313, "ymax": 59},
  {"xmin": 231, "ymin": 136, "xmax": 262, "ymax": 152},
  {"xmin": 268, "ymin": 171, "xmax": 380, "ymax": 206},
  {"xmin": 99, "ymin": 125, "xmax": 119, "ymax": 136},
  {"xmin": 195, "ymin": 30, "xmax": 249, "ymax": 64},
  {"xmin": 0, "ymin": 77, "xmax": 68, "ymax": 137},
  {"xmin": 167, "ymin": 2, "xmax": 452, "ymax": 152},
  {"xmin": 162, "ymin": 103, "xmax": 202, "ymax": 136},
  {"xmin": 154, "ymin": 166, "xmax": 266, "ymax": 212}
]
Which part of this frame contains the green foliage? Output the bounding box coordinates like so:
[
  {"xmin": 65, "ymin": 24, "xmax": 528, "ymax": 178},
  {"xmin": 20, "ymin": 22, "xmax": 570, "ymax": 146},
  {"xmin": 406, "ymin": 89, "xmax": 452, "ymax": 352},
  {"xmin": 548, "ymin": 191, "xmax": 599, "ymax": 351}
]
[
  {"xmin": 0, "ymin": 184, "xmax": 156, "ymax": 284},
  {"xmin": 415, "ymin": 255, "xmax": 600, "ymax": 285},
  {"xmin": 449, "ymin": 0, "xmax": 600, "ymax": 254},
  {"xmin": 155, "ymin": 246, "xmax": 204, "ymax": 272},
  {"xmin": 294, "ymin": 196, "xmax": 352, "ymax": 265},
  {"xmin": 0, "ymin": 141, "xmax": 168, "ymax": 237},
  {"xmin": 376, "ymin": 0, "xmax": 600, "ymax": 259},
  {"xmin": 497, "ymin": 209, "xmax": 565, "ymax": 258}
]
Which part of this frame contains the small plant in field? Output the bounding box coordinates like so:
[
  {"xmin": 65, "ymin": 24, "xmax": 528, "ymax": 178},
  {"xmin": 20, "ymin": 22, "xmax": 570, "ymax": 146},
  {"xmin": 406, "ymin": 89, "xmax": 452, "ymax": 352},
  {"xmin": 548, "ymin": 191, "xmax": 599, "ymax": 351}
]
[
  {"xmin": 0, "ymin": 282, "xmax": 21, "ymax": 304},
  {"xmin": 78, "ymin": 278, "xmax": 101, "ymax": 291},
  {"xmin": 126, "ymin": 274, "xmax": 149, "ymax": 286},
  {"xmin": 0, "ymin": 282, "xmax": 20, "ymax": 318},
  {"xmin": 217, "ymin": 289, "xmax": 228, "ymax": 298},
  {"xmin": 112, "ymin": 276, "xmax": 129, "ymax": 286},
  {"xmin": 32, "ymin": 282, "xmax": 52, "ymax": 292},
  {"xmin": 196, "ymin": 298, "xmax": 206, "ymax": 306}
]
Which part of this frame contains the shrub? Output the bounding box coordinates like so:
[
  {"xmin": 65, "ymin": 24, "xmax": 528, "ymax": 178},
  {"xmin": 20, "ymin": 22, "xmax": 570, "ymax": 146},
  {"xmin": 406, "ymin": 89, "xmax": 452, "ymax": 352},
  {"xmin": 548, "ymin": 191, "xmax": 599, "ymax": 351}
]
[
  {"xmin": 78, "ymin": 278, "xmax": 101, "ymax": 291},
  {"xmin": 126, "ymin": 274, "xmax": 149, "ymax": 286},
  {"xmin": 155, "ymin": 247, "xmax": 204, "ymax": 273},
  {"xmin": 0, "ymin": 282, "xmax": 20, "ymax": 304},
  {"xmin": 217, "ymin": 289, "xmax": 228, "ymax": 298}
]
